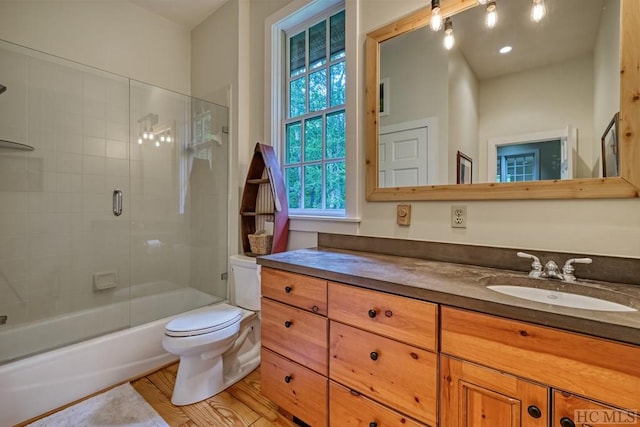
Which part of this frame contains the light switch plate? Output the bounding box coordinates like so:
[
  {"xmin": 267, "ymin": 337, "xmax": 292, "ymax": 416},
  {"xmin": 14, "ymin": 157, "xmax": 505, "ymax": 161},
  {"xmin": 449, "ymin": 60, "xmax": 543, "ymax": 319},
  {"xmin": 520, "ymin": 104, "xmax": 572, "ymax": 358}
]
[{"xmin": 397, "ymin": 204, "xmax": 411, "ymax": 226}]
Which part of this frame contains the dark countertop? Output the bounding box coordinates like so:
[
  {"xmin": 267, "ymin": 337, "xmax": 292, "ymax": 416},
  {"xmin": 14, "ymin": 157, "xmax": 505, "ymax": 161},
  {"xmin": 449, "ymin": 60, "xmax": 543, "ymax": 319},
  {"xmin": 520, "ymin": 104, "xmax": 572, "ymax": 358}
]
[{"xmin": 258, "ymin": 247, "xmax": 640, "ymax": 346}]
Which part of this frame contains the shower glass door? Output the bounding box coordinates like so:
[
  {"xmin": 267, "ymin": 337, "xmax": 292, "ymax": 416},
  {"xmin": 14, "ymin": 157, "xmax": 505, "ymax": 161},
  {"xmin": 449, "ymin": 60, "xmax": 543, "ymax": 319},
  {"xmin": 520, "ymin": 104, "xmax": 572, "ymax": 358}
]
[{"xmin": 0, "ymin": 39, "xmax": 230, "ymax": 365}]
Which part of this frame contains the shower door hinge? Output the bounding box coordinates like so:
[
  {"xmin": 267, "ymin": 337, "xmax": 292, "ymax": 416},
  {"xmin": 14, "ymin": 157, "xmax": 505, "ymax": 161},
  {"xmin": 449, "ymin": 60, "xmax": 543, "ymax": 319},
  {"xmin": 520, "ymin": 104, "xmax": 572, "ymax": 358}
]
[
  {"xmin": 221, "ymin": 272, "xmax": 228, "ymax": 280},
  {"xmin": 222, "ymin": 126, "xmax": 229, "ymax": 134}
]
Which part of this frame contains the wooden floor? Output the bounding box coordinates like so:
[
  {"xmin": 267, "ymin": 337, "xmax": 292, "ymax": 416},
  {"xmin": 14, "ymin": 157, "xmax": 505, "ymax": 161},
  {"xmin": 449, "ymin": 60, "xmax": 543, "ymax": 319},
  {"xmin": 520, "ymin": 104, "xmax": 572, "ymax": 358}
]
[{"xmin": 131, "ymin": 363, "xmax": 297, "ymax": 427}]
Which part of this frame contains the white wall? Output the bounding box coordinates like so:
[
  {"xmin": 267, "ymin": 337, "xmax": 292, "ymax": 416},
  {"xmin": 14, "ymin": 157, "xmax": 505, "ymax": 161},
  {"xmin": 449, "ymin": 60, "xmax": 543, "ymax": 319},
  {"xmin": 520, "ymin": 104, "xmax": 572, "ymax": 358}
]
[
  {"xmin": 448, "ymin": 48, "xmax": 479, "ymax": 184},
  {"xmin": 593, "ymin": 0, "xmax": 621, "ymax": 177},
  {"xmin": 478, "ymin": 54, "xmax": 595, "ymax": 181},
  {"xmin": 0, "ymin": 0, "xmax": 191, "ymax": 94}
]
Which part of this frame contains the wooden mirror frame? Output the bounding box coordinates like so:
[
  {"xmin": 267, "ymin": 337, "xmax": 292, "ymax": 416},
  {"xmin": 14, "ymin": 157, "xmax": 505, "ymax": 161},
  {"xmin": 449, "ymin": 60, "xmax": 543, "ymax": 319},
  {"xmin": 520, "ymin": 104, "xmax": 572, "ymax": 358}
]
[{"xmin": 365, "ymin": 0, "xmax": 640, "ymax": 201}]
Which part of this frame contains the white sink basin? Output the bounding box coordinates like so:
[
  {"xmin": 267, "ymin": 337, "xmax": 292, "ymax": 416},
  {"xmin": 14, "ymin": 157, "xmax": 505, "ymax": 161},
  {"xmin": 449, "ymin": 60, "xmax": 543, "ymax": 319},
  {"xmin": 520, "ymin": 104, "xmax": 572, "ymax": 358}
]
[{"xmin": 487, "ymin": 285, "xmax": 637, "ymax": 312}]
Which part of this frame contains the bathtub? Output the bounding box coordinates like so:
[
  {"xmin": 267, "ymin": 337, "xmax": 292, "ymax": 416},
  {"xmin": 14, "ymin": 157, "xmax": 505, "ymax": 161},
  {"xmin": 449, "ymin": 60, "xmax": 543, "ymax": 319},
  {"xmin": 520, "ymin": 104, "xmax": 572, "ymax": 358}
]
[{"xmin": 0, "ymin": 284, "xmax": 222, "ymax": 426}]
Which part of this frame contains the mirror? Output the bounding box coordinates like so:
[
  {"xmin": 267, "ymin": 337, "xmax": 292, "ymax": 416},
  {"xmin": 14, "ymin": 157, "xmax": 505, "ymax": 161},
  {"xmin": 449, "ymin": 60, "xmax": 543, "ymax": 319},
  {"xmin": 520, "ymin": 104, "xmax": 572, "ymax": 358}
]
[{"xmin": 365, "ymin": 0, "xmax": 640, "ymax": 200}]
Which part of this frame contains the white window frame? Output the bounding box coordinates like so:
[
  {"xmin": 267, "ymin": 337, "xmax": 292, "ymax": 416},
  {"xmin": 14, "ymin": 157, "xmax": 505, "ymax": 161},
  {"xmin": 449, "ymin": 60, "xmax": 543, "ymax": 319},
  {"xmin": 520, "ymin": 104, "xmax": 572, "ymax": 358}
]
[{"xmin": 265, "ymin": 0, "xmax": 359, "ymax": 224}]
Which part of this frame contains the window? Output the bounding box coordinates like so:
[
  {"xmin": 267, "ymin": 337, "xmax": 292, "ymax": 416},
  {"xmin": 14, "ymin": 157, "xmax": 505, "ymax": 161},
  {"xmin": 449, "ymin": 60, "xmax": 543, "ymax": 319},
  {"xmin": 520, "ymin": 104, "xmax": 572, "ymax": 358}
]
[{"xmin": 282, "ymin": 7, "xmax": 346, "ymax": 215}]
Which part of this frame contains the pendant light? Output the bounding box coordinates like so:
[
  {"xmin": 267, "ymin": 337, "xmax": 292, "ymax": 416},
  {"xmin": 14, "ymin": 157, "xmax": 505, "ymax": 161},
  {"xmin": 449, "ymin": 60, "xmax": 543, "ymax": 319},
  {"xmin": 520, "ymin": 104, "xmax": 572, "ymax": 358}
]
[
  {"xmin": 486, "ymin": 1, "xmax": 497, "ymax": 29},
  {"xmin": 531, "ymin": 0, "xmax": 546, "ymax": 22},
  {"xmin": 443, "ymin": 17, "xmax": 455, "ymax": 50},
  {"xmin": 430, "ymin": 0, "xmax": 443, "ymax": 31}
]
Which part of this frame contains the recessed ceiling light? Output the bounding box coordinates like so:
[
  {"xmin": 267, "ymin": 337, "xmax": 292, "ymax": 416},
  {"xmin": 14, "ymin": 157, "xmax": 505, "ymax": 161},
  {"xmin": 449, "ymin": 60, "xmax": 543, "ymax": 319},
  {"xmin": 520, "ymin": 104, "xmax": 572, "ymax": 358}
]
[{"xmin": 499, "ymin": 46, "xmax": 512, "ymax": 54}]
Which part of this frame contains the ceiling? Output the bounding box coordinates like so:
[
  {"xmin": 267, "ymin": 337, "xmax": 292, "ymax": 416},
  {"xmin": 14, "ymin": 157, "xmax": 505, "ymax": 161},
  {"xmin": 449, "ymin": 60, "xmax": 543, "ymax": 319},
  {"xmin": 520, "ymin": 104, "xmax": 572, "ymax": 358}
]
[{"xmin": 129, "ymin": 0, "xmax": 228, "ymax": 29}]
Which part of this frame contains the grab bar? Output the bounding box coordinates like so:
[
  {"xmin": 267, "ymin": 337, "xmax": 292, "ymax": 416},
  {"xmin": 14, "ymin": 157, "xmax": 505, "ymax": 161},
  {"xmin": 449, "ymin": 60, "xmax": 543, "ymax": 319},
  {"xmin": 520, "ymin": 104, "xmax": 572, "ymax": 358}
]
[{"xmin": 113, "ymin": 189, "xmax": 123, "ymax": 216}]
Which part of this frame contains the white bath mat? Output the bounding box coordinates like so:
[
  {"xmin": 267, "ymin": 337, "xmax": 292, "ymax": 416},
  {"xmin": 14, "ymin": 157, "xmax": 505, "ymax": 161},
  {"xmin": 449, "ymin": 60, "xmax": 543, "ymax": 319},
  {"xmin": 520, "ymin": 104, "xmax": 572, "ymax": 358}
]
[{"xmin": 27, "ymin": 383, "xmax": 169, "ymax": 427}]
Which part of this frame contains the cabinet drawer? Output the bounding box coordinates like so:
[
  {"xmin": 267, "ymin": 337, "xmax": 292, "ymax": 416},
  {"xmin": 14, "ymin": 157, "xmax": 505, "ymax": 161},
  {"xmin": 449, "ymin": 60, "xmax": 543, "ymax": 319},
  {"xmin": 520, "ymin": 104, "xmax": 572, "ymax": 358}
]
[
  {"xmin": 329, "ymin": 321, "xmax": 437, "ymax": 426},
  {"xmin": 441, "ymin": 306, "xmax": 640, "ymax": 412},
  {"xmin": 328, "ymin": 282, "xmax": 437, "ymax": 351},
  {"xmin": 330, "ymin": 381, "xmax": 428, "ymax": 427},
  {"xmin": 262, "ymin": 267, "xmax": 327, "ymax": 314},
  {"xmin": 261, "ymin": 298, "xmax": 328, "ymax": 375},
  {"xmin": 261, "ymin": 348, "xmax": 328, "ymax": 427},
  {"xmin": 553, "ymin": 390, "xmax": 639, "ymax": 426}
]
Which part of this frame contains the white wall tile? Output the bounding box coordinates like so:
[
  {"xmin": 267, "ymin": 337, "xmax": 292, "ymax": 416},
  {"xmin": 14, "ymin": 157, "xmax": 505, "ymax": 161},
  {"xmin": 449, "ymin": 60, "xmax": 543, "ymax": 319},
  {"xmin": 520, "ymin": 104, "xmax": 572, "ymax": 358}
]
[
  {"xmin": 82, "ymin": 155, "xmax": 105, "ymax": 176},
  {"xmin": 83, "ymin": 135, "xmax": 106, "ymax": 156}
]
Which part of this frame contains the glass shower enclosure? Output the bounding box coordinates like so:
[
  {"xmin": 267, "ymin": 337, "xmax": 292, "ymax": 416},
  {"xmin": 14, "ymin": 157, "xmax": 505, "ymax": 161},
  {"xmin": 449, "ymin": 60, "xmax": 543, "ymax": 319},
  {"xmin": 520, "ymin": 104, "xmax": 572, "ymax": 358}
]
[{"xmin": 0, "ymin": 39, "xmax": 229, "ymax": 364}]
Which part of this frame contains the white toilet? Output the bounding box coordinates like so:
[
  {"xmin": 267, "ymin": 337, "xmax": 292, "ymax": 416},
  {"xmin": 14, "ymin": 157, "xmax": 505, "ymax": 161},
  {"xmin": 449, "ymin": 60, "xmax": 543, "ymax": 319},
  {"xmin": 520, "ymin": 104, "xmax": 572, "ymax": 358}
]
[{"xmin": 162, "ymin": 254, "xmax": 261, "ymax": 406}]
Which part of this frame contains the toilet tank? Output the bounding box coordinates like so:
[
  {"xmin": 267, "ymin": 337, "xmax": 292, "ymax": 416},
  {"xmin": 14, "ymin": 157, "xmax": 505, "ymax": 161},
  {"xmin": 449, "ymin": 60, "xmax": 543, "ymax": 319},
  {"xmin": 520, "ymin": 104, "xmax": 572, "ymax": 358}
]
[{"xmin": 229, "ymin": 254, "xmax": 260, "ymax": 311}]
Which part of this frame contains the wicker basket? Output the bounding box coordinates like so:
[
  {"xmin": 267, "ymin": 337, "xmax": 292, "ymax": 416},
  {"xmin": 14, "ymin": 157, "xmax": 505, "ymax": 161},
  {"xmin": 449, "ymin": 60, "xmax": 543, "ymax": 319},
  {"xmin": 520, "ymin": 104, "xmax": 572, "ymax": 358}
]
[{"xmin": 248, "ymin": 233, "xmax": 273, "ymax": 255}]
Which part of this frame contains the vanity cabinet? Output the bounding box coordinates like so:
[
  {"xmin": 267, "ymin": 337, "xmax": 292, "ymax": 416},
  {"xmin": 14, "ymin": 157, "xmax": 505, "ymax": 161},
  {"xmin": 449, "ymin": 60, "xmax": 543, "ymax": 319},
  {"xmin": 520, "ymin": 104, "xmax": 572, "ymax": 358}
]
[
  {"xmin": 260, "ymin": 267, "xmax": 329, "ymax": 426},
  {"xmin": 328, "ymin": 282, "xmax": 438, "ymax": 426},
  {"xmin": 440, "ymin": 356, "xmax": 549, "ymax": 427},
  {"xmin": 441, "ymin": 306, "xmax": 640, "ymax": 418}
]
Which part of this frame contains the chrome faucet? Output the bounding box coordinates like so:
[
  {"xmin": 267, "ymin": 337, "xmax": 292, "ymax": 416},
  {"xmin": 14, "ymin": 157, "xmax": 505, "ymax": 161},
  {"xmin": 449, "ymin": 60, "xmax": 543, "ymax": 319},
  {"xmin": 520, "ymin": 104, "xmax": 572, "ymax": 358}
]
[{"xmin": 517, "ymin": 252, "xmax": 592, "ymax": 282}]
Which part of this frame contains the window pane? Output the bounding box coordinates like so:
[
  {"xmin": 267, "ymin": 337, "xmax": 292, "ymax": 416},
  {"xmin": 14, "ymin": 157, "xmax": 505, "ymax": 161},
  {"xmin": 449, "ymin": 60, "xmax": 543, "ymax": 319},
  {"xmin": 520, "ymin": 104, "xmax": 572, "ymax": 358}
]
[
  {"xmin": 304, "ymin": 164, "xmax": 322, "ymax": 209},
  {"xmin": 325, "ymin": 161, "xmax": 345, "ymax": 209},
  {"xmin": 290, "ymin": 31, "xmax": 306, "ymax": 77},
  {"xmin": 309, "ymin": 70, "xmax": 327, "ymax": 112},
  {"xmin": 330, "ymin": 10, "xmax": 345, "ymax": 60},
  {"xmin": 304, "ymin": 117, "xmax": 322, "ymax": 161},
  {"xmin": 329, "ymin": 61, "xmax": 346, "ymax": 107},
  {"xmin": 309, "ymin": 20, "xmax": 326, "ymax": 69},
  {"xmin": 326, "ymin": 111, "xmax": 345, "ymax": 159},
  {"xmin": 285, "ymin": 167, "xmax": 301, "ymax": 209},
  {"xmin": 289, "ymin": 77, "xmax": 306, "ymax": 118},
  {"xmin": 285, "ymin": 122, "xmax": 301, "ymax": 164}
]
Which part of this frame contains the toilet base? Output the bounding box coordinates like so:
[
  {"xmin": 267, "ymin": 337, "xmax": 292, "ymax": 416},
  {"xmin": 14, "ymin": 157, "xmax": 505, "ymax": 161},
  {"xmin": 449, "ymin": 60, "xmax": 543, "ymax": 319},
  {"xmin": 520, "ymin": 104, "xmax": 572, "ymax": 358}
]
[
  {"xmin": 171, "ymin": 353, "xmax": 225, "ymax": 406},
  {"xmin": 170, "ymin": 312, "xmax": 261, "ymax": 406}
]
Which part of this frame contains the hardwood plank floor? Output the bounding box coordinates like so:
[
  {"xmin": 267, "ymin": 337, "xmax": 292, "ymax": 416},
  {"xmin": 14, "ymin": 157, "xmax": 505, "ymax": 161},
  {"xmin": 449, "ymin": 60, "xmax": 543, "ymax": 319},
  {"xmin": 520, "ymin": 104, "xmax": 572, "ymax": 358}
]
[{"xmin": 132, "ymin": 363, "xmax": 297, "ymax": 427}]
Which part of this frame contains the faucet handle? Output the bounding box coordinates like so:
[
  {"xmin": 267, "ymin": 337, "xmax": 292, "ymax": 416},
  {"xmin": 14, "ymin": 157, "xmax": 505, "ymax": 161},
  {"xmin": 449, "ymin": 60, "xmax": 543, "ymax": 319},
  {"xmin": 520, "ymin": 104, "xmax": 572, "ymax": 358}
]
[
  {"xmin": 561, "ymin": 258, "xmax": 592, "ymax": 282},
  {"xmin": 517, "ymin": 252, "xmax": 543, "ymax": 277}
]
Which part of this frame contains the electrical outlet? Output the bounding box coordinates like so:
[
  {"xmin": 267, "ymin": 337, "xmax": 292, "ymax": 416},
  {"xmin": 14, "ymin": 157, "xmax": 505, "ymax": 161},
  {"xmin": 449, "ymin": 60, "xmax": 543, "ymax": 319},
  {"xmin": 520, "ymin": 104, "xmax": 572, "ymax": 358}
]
[{"xmin": 451, "ymin": 205, "xmax": 467, "ymax": 228}]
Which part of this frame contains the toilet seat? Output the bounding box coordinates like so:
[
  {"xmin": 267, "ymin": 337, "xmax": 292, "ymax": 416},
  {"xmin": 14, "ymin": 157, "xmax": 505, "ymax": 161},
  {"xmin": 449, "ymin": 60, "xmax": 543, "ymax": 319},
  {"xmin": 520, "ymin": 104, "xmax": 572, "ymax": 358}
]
[{"xmin": 165, "ymin": 305, "xmax": 242, "ymax": 337}]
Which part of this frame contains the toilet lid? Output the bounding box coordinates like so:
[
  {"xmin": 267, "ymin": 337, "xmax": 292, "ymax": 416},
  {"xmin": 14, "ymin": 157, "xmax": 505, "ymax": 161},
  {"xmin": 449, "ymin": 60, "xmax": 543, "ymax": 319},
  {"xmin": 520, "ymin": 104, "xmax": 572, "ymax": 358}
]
[{"xmin": 165, "ymin": 305, "xmax": 242, "ymax": 337}]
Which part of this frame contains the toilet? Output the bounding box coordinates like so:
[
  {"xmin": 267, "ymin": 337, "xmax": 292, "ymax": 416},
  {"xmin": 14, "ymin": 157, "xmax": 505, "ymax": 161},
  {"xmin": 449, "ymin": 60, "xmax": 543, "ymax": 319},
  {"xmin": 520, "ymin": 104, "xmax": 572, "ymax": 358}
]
[{"xmin": 162, "ymin": 254, "xmax": 261, "ymax": 406}]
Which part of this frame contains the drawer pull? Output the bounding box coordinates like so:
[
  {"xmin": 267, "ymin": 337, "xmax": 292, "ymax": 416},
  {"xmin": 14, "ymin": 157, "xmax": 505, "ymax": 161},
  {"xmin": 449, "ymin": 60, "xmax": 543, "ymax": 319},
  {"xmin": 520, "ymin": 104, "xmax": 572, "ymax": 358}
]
[
  {"xmin": 527, "ymin": 405, "xmax": 542, "ymax": 419},
  {"xmin": 385, "ymin": 310, "xmax": 393, "ymax": 317},
  {"xmin": 285, "ymin": 286, "xmax": 292, "ymax": 293},
  {"xmin": 312, "ymin": 305, "xmax": 319, "ymax": 313},
  {"xmin": 369, "ymin": 423, "xmax": 378, "ymax": 427},
  {"xmin": 284, "ymin": 375, "xmax": 292, "ymax": 383},
  {"xmin": 370, "ymin": 351, "xmax": 379, "ymax": 361},
  {"xmin": 368, "ymin": 309, "xmax": 377, "ymax": 318},
  {"xmin": 560, "ymin": 418, "xmax": 575, "ymax": 427},
  {"xmin": 284, "ymin": 320, "xmax": 293, "ymax": 328}
]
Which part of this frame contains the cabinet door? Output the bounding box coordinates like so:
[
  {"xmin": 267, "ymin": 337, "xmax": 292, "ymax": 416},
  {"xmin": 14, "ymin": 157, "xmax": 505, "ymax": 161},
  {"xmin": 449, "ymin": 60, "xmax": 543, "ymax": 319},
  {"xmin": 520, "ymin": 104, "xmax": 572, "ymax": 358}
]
[
  {"xmin": 441, "ymin": 356, "xmax": 549, "ymax": 427},
  {"xmin": 553, "ymin": 390, "xmax": 639, "ymax": 426}
]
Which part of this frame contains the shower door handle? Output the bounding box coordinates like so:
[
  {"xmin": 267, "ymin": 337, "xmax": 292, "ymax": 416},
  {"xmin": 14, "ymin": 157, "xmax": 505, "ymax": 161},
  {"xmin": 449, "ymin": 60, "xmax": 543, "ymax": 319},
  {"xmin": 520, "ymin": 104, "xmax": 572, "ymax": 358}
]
[{"xmin": 113, "ymin": 189, "xmax": 123, "ymax": 216}]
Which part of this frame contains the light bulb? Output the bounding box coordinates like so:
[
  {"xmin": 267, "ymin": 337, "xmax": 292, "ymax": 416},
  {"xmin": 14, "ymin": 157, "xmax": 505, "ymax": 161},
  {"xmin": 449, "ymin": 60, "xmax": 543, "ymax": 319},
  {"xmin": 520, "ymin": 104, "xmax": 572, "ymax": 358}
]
[
  {"xmin": 155, "ymin": 140, "xmax": 160, "ymax": 147},
  {"xmin": 137, "ymin": 137, "xmax": 143, "ymax": 144},
  {"xmin": 531, "ymin": 0, "xmax": 545, "ymax": 22},
  {"xmin": 486, "ymin": 2, "xmax": 497, "ymax": 29},
  {"xmin": 166, "ymin": 134, "xmax": 172, "ymax": 143},
  {"xmin": 143, "ymin": 130, "xmax": 149, "ymax": 139},
  {"xmin": 160, "ymin": 134, "xmax": 165, "ymax": 142},
  {"xmin": 443, "ymin": 18, "xmax": 455, "ymax": 50},
  {"xmin": 149, "ymin": 132, "xmax": 154, "ymax": 140},
  {"xmin": 430, "ymin": 0, "xmax": 442, "ymax": 31}
]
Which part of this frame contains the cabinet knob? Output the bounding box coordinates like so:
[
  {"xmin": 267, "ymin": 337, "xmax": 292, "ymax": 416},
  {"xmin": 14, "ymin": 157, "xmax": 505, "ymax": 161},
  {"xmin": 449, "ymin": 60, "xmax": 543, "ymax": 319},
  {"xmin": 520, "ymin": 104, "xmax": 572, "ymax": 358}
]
[
  {"xmin": 560, "ymin": 417, "xmax": 575, "ymax": 427},
  {"xmin": 368, "ymin": 309, "xmax": 377, "ymax": 318},
  {"xmin": 369, "ymin": 423, "xmax": 378, "ymax": 427},
  {"xmin": 284, "ymin": 320, "xmax": 292, "ymax": 328},
  {"xmin": 527, "ymin": 405, "xmax": 542, "ymax": 419},
  {"xmin": 284, "ymin": 375, "xmax": 292, "ymax": 383},
  {"xmin": 285, "ymin": 286, "xmax": 292, "ymax": 293},
  {"xmin": 370, "ymin": 351, "xmax": 379, "ymax": 361}
]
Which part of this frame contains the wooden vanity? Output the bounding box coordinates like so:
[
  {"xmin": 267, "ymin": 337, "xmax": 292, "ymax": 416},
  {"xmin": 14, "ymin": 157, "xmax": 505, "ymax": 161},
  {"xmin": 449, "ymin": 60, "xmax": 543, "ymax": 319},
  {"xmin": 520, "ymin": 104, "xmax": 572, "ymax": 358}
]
[{"xmin": 257, "ymin": 235, "xmax": 640, "ymax": 427}]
